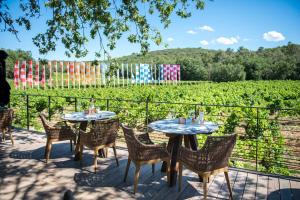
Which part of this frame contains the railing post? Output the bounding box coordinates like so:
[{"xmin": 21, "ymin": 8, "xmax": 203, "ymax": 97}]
[
  {"xmin": 106, "ymin": 99, "xmax": 109, "ymax": 110},
  {"xmin": 194, "ymin": 104, "xmax": 197, "ymax": 116},
  {"xmin": 26, "ymin": 95, "xmax": 29, "ymax": 130},
  {"xmin": 75, "ymin": 97, "xmax": 77, "ymax": 112},
  {"xmin": 48, "ymin": 96, "xmax": 51, "ymax": 121},
  {"xmin": 256, "ymin": 107, "xmax": 259, "ymax": 171}
]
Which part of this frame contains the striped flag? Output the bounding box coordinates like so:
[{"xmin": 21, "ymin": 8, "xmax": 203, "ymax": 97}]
[
  {"xmin": 135, "ymin": 64, "xmax": 140, "ymax": 85},
  {"xmin": 14, "ymin": 61, "xmax": 19, "ymax": 89},
  {"xmin": 27, "ymin": 60, "xmax": 33, "ymax": 88},
  {"xmin": 54, "ymin": 61, "xmax": 58, "ymax": 87},
  {"xmin": 69, "ymin": 62, "xmax": 75, "ymax": 87},
  {"xmin": 75, "ymin": 62, "xmax": 80, "ymax": 88},
  {"xmin": 159, "ymin": 64, "xmax": 164, "ymax": 84},
  {"xmin": 126, "ymin": 64, "xmax": 129, "ymax": 86},
  {"xmin": 80, "ymin": 62, "xmax": 85, "ymax": 88},
  {"xmin": 60, "ymin": 61, "xmax": 64, "ymax": 88},
  {"xmin": 66, "ymin": 62, "xmax": 70, "ymax": 89},
  {"xmin": 20, "ymin": 61, "xmax": 27, "ymax": 89},
  {"xmin": 96, "ymin": 64, "xmax": 101, "ymax": 87},
  {"xmin": 35, "ymin": 62, "xmax": 40, "ymax": 89},
  {"xmin": 86, "ymin": 63, "xmax": 91, "ymax": 87},
  {"xmin": 48, "ymin": 61, "xmax": 52, "ymax": 88},
  {"xmin": 100, "ymin": 63, "xmax": 107, "ymax": 86},
  {"xmin": 91, "ymin": 64, "xmax": 96, "ymax": 87},
  {"xmin": 41, "ymin": 64, "xmax": 46, "ymax": 88},
  {"xmin": 177, "ymin": 64, "xmax": 181, "ymax": 82}
]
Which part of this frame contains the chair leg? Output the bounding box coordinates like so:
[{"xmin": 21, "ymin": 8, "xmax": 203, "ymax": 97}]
[
  {"xmin": 203, "ymin": 175, "xmax": 208, "ymax": 199},
  {"xmin": 2, "ymin": 129, "xmax": 5, "ymax": 141},
  {"xmin": 178, "ymin": 162, "xmax": 183, "ymax": 191},
  {"xmin": 45, "ymin": 140, "xmax": 52, "ymax": 163},
  {"xmin": 94, "ymin": 149, "xmax": 98, "ymax": 173},
  {"xmin": 112, "ymin": 146, "xmax": 119, "ymax": 166},
  {"xmin": 79, "ymin": 145, "xmax": 84, "ymax": 165},
  {"xmin": 105, "ymin": 148, "xmax": 108, "ymax": 158},
  {"xmin": 8, "ymin": 129, "xmax": 14, "ymax": 146},
  {"xmin": 167, "ymin": 160, "xmax": 170, "ymax": 184},
  {"xmin": 70, "ymin": 140, "xmax": 73, "ymax": 152},
  {"xmin": 134, "ymin": 163, "xmax": 141, "ymax": 194},
  {"xmin": 152, "ymin": 164, "xmax": 155, "ymax": 174},
  {"xmin": 124, "ymin": 158, "xmax": 131, "ymax": 182},
  {"xmin": 224, "ymin": 171, "xmax": 233, "ymax": 200}
]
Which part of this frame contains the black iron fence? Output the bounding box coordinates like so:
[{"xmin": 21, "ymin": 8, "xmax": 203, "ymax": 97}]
[{"xmin": 9, "ymin": 93, "xmax": 300, "ymax": 177}]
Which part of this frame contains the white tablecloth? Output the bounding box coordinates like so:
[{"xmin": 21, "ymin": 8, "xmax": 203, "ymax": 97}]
[
  {"xmin": 148, "ymin": 119, "xmax": 218, "ymax": 135},
  {"xmin": 61, "ymin": 111, "xmax": 116, "ymax": 122}
]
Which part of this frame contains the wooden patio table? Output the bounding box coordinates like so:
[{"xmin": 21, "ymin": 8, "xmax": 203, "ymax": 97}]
[
  {"xmin": 61, "ymin": 111, "xmax": 116, "ymax": 160},
  {"xmin": 148, "ymin": 119, "xmax": 218, "ymax": 186}
]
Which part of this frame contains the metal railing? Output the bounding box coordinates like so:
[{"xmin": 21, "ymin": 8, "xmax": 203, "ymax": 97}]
[{"xmin": 9, "ymin": 93, "xmax": 300, "ymax": 177}]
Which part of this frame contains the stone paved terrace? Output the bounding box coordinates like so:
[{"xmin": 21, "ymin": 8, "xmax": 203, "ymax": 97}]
[{"xmin": 1, "ymin": 129, "xmax": 300, "ymax": 200}]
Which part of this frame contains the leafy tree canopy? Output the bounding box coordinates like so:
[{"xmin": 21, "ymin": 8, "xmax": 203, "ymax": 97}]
[{"xmin": 0, "ymin": 0, "xmax": 206, "ymax": 58}]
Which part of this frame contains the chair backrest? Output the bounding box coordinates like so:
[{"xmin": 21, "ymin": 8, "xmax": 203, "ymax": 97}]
[
  {"xmin": 121, "ymin": 125, "xmax": 140, "ymax": 160},
  {"xmin": 39, "ymin": 113, "xmax": 51, "ymax": 133},
  {"xmin": 0, "ymin": 108, "xmax": 14, "ymax": 129},
  {"xmin": 201, "ymin": 134, "xmax": 237, "ymax": 171},
  {"xmin": 84, "ymin": 118, "xmax": 119, "ymax": 147}
]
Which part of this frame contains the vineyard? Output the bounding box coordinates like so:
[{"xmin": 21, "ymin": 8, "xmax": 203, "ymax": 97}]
[{"xmin": 9, "ymin": 80, "xmax": 300, "ymax": 176}]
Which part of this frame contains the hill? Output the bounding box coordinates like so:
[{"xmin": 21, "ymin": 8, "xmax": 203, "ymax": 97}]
[{"xmin": 115, "ymin": 43, "xmax": 300, "ymax": 81}]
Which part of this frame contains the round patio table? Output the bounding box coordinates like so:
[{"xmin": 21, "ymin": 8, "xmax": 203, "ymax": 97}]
[
  {"xmin": 61, "ymin": 111, "xmax": 116, "ymax": 160},
  {"xmin": 148, "ymin": 118, "xmax": 218, "ymax": 186}
]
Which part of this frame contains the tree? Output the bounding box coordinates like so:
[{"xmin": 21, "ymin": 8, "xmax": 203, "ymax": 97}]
[{"xmin": 0, "ymin": 0, "xmax": 206, "ymax": 58}]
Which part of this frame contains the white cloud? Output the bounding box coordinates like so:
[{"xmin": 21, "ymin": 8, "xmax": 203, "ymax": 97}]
[
  {"xmin": 187, "ymin": 30, "xmax": 197, "ymax": 35},
  {"xmin": 200, "ymin": 40, "xmax": 209, "ymax": 46},
  {"xmin": 198, "ymin": 25, "xmax": 214, "ymax": 32},
  {"xmin": 167, "ymin": 37, "xmax": 174, "ymax": 42},
  {"xmin": 216, "ymin": 36, "xmax": 239, "ymax": 45},
  {"xmin": 263, "ymin": 31, "xmax": 285, "ymax": 42}
]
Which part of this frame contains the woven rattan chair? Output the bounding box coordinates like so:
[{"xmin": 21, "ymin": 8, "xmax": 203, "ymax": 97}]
[
  {"xmin": 79, "ymin": 119, "xmax": 119, "ymax": 173},
  {"xmin": 121, "ymin": 125, "xmax": 171, "ymax": 194},
  {"xmin": 0, "ymin": 108, "xmax": 14, "ymax": 145},
  {"xmin": 39, "ymin": 113, "xmax": 76, "ymax": 163},
  {"xmin": 178, "ymin": 134, "xmax": 237, "ymax": 199}
]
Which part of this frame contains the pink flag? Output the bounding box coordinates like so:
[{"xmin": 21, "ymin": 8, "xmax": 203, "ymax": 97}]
[
  {"xmin": 60, "ymin": 61, "xmax": 64, "ymax": 88},
  {"xmin": 14, "ymin": 61, "xmax": 19, "ymax": 89},
  {"xmin": 35, "ymin": 62, "xmax": 40, "ymax": 89},
  {"xmin": 171, "ymin": 64, "xmax": 178, "ymax": 81},
  {"xmin": 177, "ymin": 64, "xmax": 181, "ymax": 81},
  {"xmin": 69, "ymin": 62, "xmax": 75, "ymax": 87},
  {"xmin": 20, "ymin": 61, "xmax": 27, "ymax": 89},
  {"xmin": 27, "ymin": 60, "xmax": 33, "ymax": 88},
  {"xmin": 163, "ymin": 64, "xmax": 168, "ymax": 81},
  {"xmin": 75, "ymin": 62, "xmax": 80, "ymax": 88},
  {"xmin": 41, "ymin": 65, "xmax": 46, "ymax": 88},
  {"xmin": 48, "ymin": 61, "xmax": 52, "ymax": 88},
  {"xmin": 66, "ymin": 62, "xmax": 70, "ymax": 89}
]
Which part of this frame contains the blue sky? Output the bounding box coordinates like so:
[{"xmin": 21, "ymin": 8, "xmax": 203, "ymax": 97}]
[{"xmin": 0, "ymin": 0, "xmax": 300, "ymax": 60}]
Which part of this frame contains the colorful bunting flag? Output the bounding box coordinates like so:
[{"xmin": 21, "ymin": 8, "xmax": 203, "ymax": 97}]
[
  {"xmin": 14, "ymin": 61, "xmax": 19, "ymax": 89},
  {"xmin": 41, "ymin": 64, "xmax": 46, "ymax": 88},
  {"xmin": 27, "ymin": 60, "xmax": 33, "ymax": 88},
  {"xmin": 35, "ymin": 62, "xmax": 39, "ymax": 89},
  {"xmin": 20, "ymin": 61, "xmax": 27, "ymax": 89}
]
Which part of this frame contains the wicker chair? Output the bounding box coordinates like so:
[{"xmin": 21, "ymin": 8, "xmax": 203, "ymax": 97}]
[
  {"xmin": 39, "ymin": 113, "xmax": 76, "ymax": 163},
  {"xmin": 121, "ymin": 125, "xmax": 171, "ymax": 194},
  {"xmin": 78, "ymin": 119, "xmax": 119, "ymax": 173},
  {"xmin": 0, "ymin": 108, "xmax": 14, "ymax": 145},
  {"xmin": 178, "ymin": 134, "xmax": 237, "ymax": 199}
]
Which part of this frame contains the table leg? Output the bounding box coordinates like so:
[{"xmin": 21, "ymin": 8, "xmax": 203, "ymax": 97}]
[
  {"xmin": 169, "ymin": 135, "xmax": 182, "ymax": 187},
  {"xmin": 74, "ymin": 122, "xmax": 87, "ymax": 161},
  {"xmin": 161, "ymin": 136, "xmax": 175, "ymax": 172}
]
